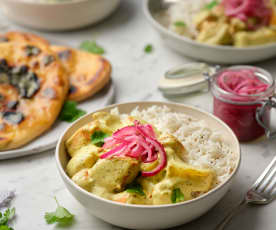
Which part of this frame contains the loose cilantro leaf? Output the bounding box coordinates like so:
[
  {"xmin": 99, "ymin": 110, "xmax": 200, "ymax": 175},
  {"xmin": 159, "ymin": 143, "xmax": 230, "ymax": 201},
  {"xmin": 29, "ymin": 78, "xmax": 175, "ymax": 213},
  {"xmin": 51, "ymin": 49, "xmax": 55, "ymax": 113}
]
[
  {"xmin": 171, "ymin": 188, "xmax": 185, "ymax": 203},
  {"xmin": 174, "ymin": 21, "xmax": 186, "ymax": 27},
  {"xmin": 144, "ymin": 44, "xmax": 153, "ymax": 53},
  {"xmin": 126, "ymin": 182, "xmax": 145, "ymax": 196},
  {"xmin": 91, "ymin": 131, "xmax": 110, "ymax": 147},
  {"xmin": 205, "ymin": 0, "xmax": 218, "ymax": 10},
  {"xmin": 59, "ymin": 101, "xmax": 86, "ymax": 123},
  {"xmin": 0, "ymin": 208, "xmax": 15, "ymax": 226},
  {"xmin": 0, "ymin": 208, "xmax": 15, "ymax": 230},
  {"xmin": 45, "ymin": 197, "xmax": 74, "ymax": 226},
  {"xmin": 80, "ymin": 40, "xmax": 105, "ymax": 54},
  {"xmin": 0, "ymin": 226, "xmax": 13, "ymax": 230}
]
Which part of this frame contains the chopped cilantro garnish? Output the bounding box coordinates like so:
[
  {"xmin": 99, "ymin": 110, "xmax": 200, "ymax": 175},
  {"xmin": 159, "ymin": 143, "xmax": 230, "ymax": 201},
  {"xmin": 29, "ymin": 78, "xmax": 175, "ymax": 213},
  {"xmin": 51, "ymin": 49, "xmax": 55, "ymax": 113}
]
[
  {"xmin": 174, "ymin": 21, "xmax": 186, "ymax": 27},
  {"xmin": 144, "ymin": 44, "xmax": 153, "ymax": 53},
  {"xmin": 91, "ymin": 131, "xmax": 110, "ymax": 147},
  {"xmin": 59, "ymin": 101, "xmax": 86, "ymax": 123},
  {"xmin": 0, "ymin": 208, "xmax": 15, "ymax": 230},
  {"xmin": 80, "ymin": 40, "xmax": 105, "ymax": 54},
  {"xmin": 205, "ymin": 0, "xmax": 218, "ymax": 10},
  {"xmin": 171, "ymin": 188, "xmax": 185, "ymax": 203},
  {"xmin": 126, "ymin": 182, "xmax": 145, "ymax": 196},
  {"xmin": 45, "ymin": 197, "xmax": 74, "ymax": 226}
]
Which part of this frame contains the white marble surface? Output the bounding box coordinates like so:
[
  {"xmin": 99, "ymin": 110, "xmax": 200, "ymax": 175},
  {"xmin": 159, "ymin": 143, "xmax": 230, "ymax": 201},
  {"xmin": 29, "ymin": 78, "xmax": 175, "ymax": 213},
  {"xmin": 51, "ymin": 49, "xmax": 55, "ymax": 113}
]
[{"xmin": 0, "ymin": 0, "xmax": 276, "ymax": 229}]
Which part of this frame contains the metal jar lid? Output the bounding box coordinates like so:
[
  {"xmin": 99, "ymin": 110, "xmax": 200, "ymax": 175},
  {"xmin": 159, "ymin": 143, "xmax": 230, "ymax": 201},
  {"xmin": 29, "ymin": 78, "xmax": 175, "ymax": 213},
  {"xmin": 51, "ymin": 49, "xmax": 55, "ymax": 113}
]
[{"xmin": 158, "ymin": 62, "xmax": 216, "ymax": 96}]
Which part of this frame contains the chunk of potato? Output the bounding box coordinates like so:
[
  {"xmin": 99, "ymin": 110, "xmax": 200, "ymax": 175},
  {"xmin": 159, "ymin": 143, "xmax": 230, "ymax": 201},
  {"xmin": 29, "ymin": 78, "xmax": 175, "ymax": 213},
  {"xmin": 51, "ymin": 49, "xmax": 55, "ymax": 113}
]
[
  {"xmin": 89, "ymin": 157, "xmax": 140, "ymax": 193},
  {"xmin": 196, "ymin": 22, "xmax": 232, "ymax": 45},
  {"xmin": 66, "ymin": 145, "xmax": 99, "ymax": 177},
  {"xmin": 72, "ymin": 168, "xmax": 94, "ymax": 191},
  {"xmin": 234, "ymin": 27, "xmax": 276, "ymax": 47}
]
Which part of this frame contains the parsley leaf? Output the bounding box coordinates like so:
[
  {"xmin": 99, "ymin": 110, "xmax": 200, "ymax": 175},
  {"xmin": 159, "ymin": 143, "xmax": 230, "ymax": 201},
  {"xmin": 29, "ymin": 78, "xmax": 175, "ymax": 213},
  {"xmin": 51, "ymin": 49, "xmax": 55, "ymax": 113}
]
[
  {"xmin": 59, "ymin": 101, "xmax": 86, "ymax": 123},
  {"xmin": 91, "ymin": 131, "xmax": 110, "ymax": 147},
  {"xmin": 126, "ymin": 182, "xmax": 145, "ymax": 196},
  {"xmin": 80, "ymin": 40, "xmax": 105, "ymax": 54},
  {"xmin": 174, "ymin": 21, "xmax": 186, "ymax": 27},
  {"xmin": 205, "ymin": 0, "xmax": 218, "ymax": 10},
  {"xmin": 45, "ymin": 197, "xmax": 74, "ymax": 226},
  {"xmin": 144, "ymin": 44, "xmax": 153, "ymax": 54},
  {"xmin": 171, "ymin": 188, "xmax": 185, "ymax": 203},
  {"xmin": 0, "ymin": 208, "xmax": 15, "ymax": 230}
]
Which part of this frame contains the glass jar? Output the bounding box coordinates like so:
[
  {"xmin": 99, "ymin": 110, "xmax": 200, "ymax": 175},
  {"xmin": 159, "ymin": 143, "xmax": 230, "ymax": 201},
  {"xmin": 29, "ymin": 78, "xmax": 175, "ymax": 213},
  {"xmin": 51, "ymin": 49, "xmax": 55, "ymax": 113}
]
[{"xmin": 210, "ymin": 66, "xmax": 276, "ymax": 142}]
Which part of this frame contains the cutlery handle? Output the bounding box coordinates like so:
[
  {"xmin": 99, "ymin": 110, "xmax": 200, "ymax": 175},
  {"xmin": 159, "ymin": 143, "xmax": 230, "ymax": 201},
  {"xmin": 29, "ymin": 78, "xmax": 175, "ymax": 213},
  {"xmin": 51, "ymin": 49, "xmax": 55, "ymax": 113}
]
[{"xmin": 215, "ymin": 199, "xmax": 247, "ymax": 230}]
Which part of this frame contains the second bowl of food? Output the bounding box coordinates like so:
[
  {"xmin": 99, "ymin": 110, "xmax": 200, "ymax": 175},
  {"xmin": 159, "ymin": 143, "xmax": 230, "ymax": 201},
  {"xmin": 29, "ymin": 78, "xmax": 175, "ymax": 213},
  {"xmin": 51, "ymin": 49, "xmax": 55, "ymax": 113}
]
[
  {"xmin": 56, "ymin": 101, "xmax": 240, "ymax": 229},
  {"xmin": 144, "ymin": 0, "xmax": 276, "ymax": 64}
]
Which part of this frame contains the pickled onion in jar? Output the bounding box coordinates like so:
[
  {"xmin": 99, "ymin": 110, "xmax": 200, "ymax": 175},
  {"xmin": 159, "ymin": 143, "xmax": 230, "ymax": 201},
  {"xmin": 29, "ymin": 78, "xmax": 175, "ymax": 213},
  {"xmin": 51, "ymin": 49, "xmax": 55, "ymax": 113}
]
[{"xmin": 213, "ymin": 68, "xmax": 271, "ymax": 142}]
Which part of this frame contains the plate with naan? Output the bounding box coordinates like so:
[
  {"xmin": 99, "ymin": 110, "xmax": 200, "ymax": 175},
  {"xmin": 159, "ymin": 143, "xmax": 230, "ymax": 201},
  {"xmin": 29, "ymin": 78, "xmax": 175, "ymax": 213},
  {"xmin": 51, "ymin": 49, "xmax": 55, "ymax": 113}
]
[{"xmin": 0, "ymin": 31, "xmax": 114, "ymax": 159}]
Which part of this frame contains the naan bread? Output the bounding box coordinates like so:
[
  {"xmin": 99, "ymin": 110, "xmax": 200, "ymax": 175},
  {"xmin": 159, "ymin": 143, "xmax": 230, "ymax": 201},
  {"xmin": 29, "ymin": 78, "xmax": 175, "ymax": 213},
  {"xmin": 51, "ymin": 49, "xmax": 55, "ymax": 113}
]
[{"xmin": 0, "ymin": 42, "xmax": 68, "ymax": 150}]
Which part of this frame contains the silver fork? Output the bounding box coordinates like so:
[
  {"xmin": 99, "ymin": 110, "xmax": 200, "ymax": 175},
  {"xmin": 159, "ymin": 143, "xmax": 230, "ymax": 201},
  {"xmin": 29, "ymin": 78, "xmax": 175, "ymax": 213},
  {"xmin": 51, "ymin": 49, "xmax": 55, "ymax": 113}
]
[{"xmin": 215, "ymin": 155, "xmax": 276, "ymax": 230}]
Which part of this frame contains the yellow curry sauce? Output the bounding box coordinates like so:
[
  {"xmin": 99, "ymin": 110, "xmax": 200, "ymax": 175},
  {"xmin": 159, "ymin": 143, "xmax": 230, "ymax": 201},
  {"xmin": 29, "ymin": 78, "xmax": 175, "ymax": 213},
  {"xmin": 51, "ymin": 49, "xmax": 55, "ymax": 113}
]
[{"xmin": 65, "ymin": 112, "xmax": 215, "ymax": 205}]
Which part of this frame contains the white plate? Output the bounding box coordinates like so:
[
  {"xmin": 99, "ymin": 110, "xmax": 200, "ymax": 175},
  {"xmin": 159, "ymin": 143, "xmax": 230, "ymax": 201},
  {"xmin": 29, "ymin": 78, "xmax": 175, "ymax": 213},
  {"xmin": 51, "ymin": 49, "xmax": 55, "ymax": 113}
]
[
  {"xmin": 144, "ymin": 0, "xmax": 276, "ymax": 64},
  {"xmin": 0, "ymin": 81, "xmax": 115, "ymax": 160}
]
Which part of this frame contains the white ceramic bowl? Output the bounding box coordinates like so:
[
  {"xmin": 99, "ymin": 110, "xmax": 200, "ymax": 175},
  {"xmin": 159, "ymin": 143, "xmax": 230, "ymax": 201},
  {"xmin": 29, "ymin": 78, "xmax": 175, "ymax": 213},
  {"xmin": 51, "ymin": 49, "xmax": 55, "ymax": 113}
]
[
  {"xmin": 56, "ymin": 101, "xmax": 241, "ymax": 230},
  {"xmin": 0, "ymin": 0, "xmax": 120, "ymax": 31},
  {"xmin": 143, "ymin": 0, "xmax": 276, "ymax": 64}
]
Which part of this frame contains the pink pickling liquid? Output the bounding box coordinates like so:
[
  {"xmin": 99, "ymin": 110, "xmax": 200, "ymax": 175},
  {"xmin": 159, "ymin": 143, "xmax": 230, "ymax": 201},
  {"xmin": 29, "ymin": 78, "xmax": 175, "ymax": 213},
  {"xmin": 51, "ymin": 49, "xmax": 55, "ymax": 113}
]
[{"xmin": 213, "ymin": 69, "xmax": 270, "ymax": 142}]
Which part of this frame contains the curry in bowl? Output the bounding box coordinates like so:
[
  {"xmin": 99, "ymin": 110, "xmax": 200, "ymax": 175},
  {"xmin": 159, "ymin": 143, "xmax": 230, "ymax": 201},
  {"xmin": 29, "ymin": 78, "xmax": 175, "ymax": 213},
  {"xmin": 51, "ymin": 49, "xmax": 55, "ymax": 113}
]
[{"xmin": 65, "ymin": 106, "xmax": 237, "ymax": 205}]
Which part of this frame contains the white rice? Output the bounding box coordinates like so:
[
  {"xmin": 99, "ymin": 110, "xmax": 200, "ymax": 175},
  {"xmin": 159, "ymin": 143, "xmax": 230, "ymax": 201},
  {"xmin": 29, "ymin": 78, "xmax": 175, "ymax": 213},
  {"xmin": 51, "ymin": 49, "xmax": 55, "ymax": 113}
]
[
  {"xmin": 111, "ymin": 106, "xmax": 238, "ymax": 185},
  {"xmin": 166, "ymin": 0, "xmax": 213, "ymax": 38}
]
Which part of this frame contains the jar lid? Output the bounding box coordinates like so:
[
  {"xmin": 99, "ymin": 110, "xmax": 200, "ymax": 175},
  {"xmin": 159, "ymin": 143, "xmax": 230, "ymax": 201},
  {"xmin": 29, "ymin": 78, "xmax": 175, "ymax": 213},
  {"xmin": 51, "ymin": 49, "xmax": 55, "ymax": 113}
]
[{"xmin": 158, "ymin": 63, "xmax": 216, "ymax": 96}]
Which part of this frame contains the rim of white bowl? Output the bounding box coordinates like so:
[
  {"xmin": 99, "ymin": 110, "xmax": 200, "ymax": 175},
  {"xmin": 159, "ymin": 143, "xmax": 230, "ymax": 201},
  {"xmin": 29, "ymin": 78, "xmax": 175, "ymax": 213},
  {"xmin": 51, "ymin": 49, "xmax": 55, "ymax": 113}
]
[
  {"xmin": 143, "ymin": 0, "xmax": 276, "ymax": 51},
  {"xmin": 56, "ymin": 101, "xmax": 241, "ymax": 209},
  {"xmin": 5, "ymin": 0, "xmax": 90, "ymax": 6}
]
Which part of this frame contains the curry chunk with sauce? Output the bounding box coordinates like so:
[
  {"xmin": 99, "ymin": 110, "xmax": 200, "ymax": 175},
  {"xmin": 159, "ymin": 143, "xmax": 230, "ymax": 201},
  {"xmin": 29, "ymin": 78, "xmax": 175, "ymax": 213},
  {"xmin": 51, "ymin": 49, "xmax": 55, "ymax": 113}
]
[{"xmin": 66, "ymin": 112, "xmax": 215, "ymax": 205}]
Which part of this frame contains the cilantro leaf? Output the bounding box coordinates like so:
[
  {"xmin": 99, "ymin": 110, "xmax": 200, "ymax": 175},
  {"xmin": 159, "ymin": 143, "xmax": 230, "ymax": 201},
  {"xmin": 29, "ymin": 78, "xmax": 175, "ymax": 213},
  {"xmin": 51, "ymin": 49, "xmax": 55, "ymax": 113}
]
[
  {"xmin": 0, "ymin": 226, "xmax": 13, "ymax": 230},
  {"xmin": 171, "ymin": 188, "xmax": 185, "ymax": 203},
  {"xmin": 59, "ymin": 101, "xmax": 86, "ymax": 123},
  {"xmin": 45, "ymin": 197, "xmax": 74, "ymax": 226},
  {"xmin": 80, "ymin": 40, "xmax": 105, "ymax": 54},
  {"xmin": 144, "ymin": 44, "xmax": 153, "ymax": 54},
  {"xmin": 0, "ymin": 208, "xmax": 15, "ymax": 230},
  {"xmin": 174, "ymin": 21, "xmax": 186, "ymax": 27},
  {"xmin": 126, "ymin": 182, "xmax": 145, "ymax": 196},
  {"xmin": 205, "ymin": 0, "xmax": 218, "ymax": 10},
  {"xmin": 0, "ymin": 208, "xmax": 15, "ymax": 226},
  {"xmin": 91, "ymin": 131, "xmax": 110, "ymax": 147}
]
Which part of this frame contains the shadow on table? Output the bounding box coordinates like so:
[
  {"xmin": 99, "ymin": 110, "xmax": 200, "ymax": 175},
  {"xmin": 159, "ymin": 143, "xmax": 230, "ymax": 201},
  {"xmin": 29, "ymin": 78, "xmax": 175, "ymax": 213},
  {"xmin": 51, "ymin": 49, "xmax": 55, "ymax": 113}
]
[{"xmin": 171, "ymin": 176, "xmax": 263, "ymax": 230}]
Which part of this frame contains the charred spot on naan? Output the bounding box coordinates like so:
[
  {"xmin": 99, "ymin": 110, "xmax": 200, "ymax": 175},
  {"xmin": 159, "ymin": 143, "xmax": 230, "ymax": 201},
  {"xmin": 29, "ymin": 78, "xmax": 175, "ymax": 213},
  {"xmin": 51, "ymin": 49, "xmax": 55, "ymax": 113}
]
[{"xmin": 0, "ymin": 41, "xmax": 68, "ymax": 150}]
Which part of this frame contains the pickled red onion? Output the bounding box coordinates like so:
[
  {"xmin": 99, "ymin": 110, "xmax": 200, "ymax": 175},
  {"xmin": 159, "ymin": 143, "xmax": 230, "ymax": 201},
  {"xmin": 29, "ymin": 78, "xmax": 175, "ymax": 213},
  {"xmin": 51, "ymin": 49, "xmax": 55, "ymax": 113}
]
[
  {"xmin": 217, "ymin": 69, "xmax": 269, "ymax": 97},
  {"xmin": 100, "ymin": 121, "xmax": 167, "ymax": 177},
  {"xmin": 222, "ymin": 0, "xmax": 272, "ymax": 29}
]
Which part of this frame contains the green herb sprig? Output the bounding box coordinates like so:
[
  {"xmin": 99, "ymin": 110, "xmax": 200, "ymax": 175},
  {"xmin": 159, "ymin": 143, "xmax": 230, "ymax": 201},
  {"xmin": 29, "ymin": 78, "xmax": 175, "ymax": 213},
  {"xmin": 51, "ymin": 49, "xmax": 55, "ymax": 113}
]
[
  {"xmin": 171, "ymin": 188, "xmax": 185, "ymax": 203},
  {"xmin": 205, "ymin": 0, "xmax": 218, "ymax": 10},
  {"xmin": 144, "ymin": 44, "xmax": 153, "ymax": 54},
  {"xmin": 0, "ymin": 208, "xmax": 15, "ymax": 230},
  {"xmin": 80, "ymin": 40, "xmax": 105, "ymax": 54},
  {"xmin": 174, "ymin": 21, "xmax": 186, "ymax": 27},
  {"xmin": 91, "ymin": 131, "xmax": 110, "ymax": 147},
  {"xmin": 59, "ymin": 101, "xmax": 86, "ymax": 123},
  {"xmin": 126, "ymin": 182, "xmax": 145, "ymax": 196},
  {"xmin": 45, "ymin": 197, "xmax": 74, "ymax": 226}
]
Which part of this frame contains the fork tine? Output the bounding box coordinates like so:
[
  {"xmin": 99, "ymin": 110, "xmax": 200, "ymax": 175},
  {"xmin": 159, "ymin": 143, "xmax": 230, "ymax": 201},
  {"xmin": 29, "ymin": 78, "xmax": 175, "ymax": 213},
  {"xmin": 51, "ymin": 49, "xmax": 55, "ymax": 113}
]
[
  {"xmin": 252, "ymin": 156, "xmax": 276, "ymax": 191},
  {"xmin": 258, "ymin": 164, "xmax": 276, "ymax": 193},
  {"xmin": 265, "ymin": 174, "xmax": 276, "ymax": 195}
]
